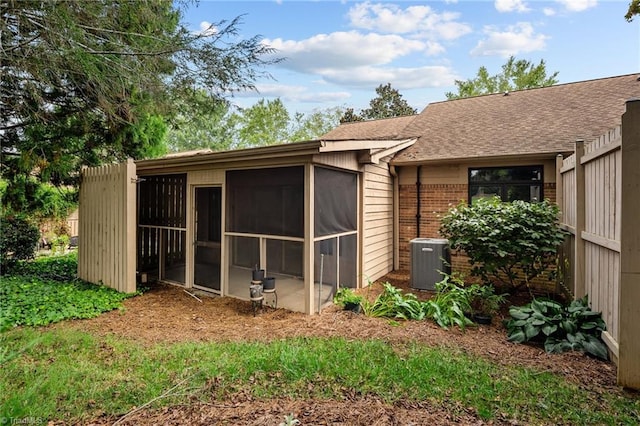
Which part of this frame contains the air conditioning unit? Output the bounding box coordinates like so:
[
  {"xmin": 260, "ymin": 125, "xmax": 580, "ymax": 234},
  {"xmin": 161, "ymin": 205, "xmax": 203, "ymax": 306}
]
[{"xmin": 410, "ymin": 238, "xmax": 451, "ymax": 291}]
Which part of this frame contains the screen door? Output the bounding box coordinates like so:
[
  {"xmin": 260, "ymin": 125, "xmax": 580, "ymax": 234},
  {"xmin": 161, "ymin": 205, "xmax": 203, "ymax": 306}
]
[{"xmin": 193, "ymin": 187, "xmax": 222, "ymax": 292}]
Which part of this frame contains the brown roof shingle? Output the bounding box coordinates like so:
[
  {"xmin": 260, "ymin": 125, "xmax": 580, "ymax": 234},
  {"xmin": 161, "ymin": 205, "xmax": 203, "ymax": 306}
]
[
  {"xmin": 321, "ymin": 115, "xmax": 417, "ymax": 141},
  {"xmin": 322, "ymin": 74, "xmax": 640, "ymax": 164}
]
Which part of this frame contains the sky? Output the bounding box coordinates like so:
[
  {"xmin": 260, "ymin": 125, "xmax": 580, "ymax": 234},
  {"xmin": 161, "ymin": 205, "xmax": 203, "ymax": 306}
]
[{"xmin": 183, "ymin": 0, "xmax": 640, "ymax": 114}]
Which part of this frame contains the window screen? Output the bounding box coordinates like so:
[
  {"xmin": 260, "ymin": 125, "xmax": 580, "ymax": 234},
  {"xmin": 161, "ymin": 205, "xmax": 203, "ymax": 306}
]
[
  {"xmin": 226, "ymin": 167, "xmax": 304, "ymax": 237},
  {"xmin": 469, "ymin": 166, "xmax": 543, "ymax": 203},
  {"xmin": 314, "ymin": 167, "xmax": 357, "ymax": 237}
]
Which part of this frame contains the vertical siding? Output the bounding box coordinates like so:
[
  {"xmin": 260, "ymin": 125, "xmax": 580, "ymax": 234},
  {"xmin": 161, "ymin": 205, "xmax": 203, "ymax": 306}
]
[
  {"xmin": 362, "ymin": 160, "xmax": 394, "ymax": 283},
  {"xmin": 78, "ymin": 159, "xmax": 136, "ymax": 293}
]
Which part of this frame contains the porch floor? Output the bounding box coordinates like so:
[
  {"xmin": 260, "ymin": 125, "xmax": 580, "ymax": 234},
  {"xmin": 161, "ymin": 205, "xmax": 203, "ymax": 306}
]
[
  {"xmin": 157, "ymin": 266, "xmax": 337, "ymax": 313},
  {"xmin": 226, "ymin": 267, "xmax": 335, "ymax": 313}
]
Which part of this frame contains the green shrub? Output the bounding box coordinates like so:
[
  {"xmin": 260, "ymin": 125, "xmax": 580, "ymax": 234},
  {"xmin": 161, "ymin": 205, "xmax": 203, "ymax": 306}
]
[
  {"xmin": 505, "ymin": 296, "xmax": 608, "ymax": 360},
  {"xmin": 0, "ymin": 215, "xmax": 40, "ymax": 272},
  {"xmin": 333, "ymin": 287, "xmax": 363, "ymax": 309},
  {"xmin": 468, "ymin": 284, "xmax": 507, "ymax": 317},
  {"xmin": 10, "ymin": 252, "xmax": 77, "ymax": 281},
  {"xmin": 439, "ymin": 197, "xmax": 567, "ymax": 292}
]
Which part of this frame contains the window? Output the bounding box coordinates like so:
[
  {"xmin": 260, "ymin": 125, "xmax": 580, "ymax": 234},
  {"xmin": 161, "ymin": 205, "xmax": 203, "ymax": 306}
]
[{"xmin": 469, "ymin": 166, "xmax": 543, "ymax": 203}]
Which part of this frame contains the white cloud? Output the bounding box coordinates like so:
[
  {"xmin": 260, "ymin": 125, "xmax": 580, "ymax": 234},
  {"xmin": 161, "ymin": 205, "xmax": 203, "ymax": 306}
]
[
  {"xmin": 251, "ymin": 83, "xmax": 352, "ymax": 103},
  {"xmin": 320, "ymin": 65, "xmax": 458, "ymax": 90},
  {"xmin": 347, "ymin": 1, "xmax": 471, "ymax": 40},
  {"xmin": 196, "ymin": 21, "xmax": 217, "ymax": 36},
  {"xmin": 495, "ymin": 0, "xmax": 531, "ymax": 13},
  {"xmin": 471, "ymin": 22, "xmax": 549, "ymax": 57},
  {"xmin": 265, "ymin": 31, "xmax": 426, "ymax": 73},
  {"xmin": 555, "ymin": 0, "xmax": 597, "ymax": 12},
  {"xmin": 543, "ymin": 7, "xmax": 556, "ymax": 16}
]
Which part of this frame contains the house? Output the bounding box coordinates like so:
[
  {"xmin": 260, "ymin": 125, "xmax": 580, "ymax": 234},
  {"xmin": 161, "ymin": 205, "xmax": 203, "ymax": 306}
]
[
  {"xmin": 78, "ymin": 73, "xmax": 640, "ymax": 387},
  {"xmin": 79, "ymin": 74, "xmax": 640, "ymax": 310},
  {"xmin": 322, "ymin": 74, "xmax": 640, "ymax": 273}
]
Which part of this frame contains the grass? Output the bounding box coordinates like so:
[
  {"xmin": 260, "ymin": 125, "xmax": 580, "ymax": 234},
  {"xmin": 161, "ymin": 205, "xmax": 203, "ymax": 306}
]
[
  {"xmin": 1, "ymin": 254, "xmax": 639, "ymax": 424},
  {"xmin": 1, "ymin": 328, "xmax": 639, "ymax": 424}
]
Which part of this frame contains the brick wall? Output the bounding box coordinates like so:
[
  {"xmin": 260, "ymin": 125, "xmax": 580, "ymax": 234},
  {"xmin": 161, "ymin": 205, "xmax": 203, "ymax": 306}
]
[
  {"xmin": 399, "ymin": 181, "xmax": 559, "ymax": 293},
  {"xmin": 399, "ymin": 183, "xmax": 466, "ymax": 269}
]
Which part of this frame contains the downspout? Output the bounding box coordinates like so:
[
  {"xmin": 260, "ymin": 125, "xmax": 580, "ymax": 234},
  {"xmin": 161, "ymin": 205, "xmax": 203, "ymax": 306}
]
[
  {"xmin": 389, "ymin": 164, "xmax": 399, "ymax": 271},
  {"xmin": 416, "ymin": 165, "xmax": 422, "ymax": 238}
]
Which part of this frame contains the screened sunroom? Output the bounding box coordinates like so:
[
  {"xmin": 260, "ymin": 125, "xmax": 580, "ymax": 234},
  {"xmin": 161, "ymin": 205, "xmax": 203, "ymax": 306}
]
[{"xmin": 78, "ymin": 138, "xmax": 414, "ymax": 314}]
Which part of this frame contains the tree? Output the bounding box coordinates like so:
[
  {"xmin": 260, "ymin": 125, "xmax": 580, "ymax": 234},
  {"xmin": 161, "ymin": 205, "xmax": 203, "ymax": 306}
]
[
  {"xmin": 165, "ymin": 91, "xmax": 236, "ymax": 153},
  {"xmin": 234, "ymin": 99, "xmax": 291, "ymax": 148},
  {"xmin": 1, "ymin": 0, "xmax": 277, "ymax": 216},
  {"xmin": 445, "ymin": 56, "xmax": 559, "ymax": 100},
  {"xmin": 340, "ymin": 83, "xmax": 417, "ymax": 122},
  {"xmin": 339, "ymin": 108, "xmax": 365, "ymax": 123},
  {"xmin": 625, "ymin": 0, "xmax": 640, "ymax": 21},
  {"xmin": 288, "ymin": 107, "xmax": 344, "ymax": 141}
]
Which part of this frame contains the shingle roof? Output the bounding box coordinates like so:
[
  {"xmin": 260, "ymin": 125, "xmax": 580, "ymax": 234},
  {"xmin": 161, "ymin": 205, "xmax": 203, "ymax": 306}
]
[
  {"xmin": 321, "ymin": 114, "xmax": 417, "ymax": 141},
  {"xmin": 323, "ymin": 74, "xmax": 640, "ymax": 164}
]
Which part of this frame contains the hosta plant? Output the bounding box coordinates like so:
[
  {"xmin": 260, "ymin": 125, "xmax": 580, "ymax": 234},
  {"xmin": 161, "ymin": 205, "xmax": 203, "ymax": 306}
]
[{"xmin": 505, "ymin": 296, "xmax": 608, "ymax": 360}]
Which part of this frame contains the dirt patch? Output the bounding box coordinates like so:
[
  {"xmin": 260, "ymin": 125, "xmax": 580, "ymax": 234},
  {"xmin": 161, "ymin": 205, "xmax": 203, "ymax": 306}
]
[{"xmin": 66, "ymin": 272, "xmax": 620, "ymax": 425}]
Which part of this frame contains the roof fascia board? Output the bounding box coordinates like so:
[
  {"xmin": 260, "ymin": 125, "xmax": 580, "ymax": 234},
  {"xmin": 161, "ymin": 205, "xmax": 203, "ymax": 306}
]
[
  {"xmin": 358, "ymin": 138, "xmax": 418, "ymax": 164},
  {"xmin": 136, "ymin": 140, "xmax": 323, "ymax": 171},
  {"xmin": 319, "ymin": 138, "xmax": 414, "ymax": 152},
  {"xmin": 390, "ymin": 151, "xmax": 572, "ymax": 166}
]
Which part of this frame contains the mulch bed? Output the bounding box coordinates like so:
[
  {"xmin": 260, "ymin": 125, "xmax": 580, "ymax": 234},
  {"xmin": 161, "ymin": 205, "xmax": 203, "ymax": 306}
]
[{"xmin": 63, "ymin": 271, "xmax": 621, "ymax": 425}]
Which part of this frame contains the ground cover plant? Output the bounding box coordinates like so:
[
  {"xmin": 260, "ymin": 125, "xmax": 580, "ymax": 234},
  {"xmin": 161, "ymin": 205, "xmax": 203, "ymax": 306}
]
[
  {"xmin": 0, "ymin": 253, "xmax": 136, "ymax": 330},
  {"xmin": 440, "ymin": 197, "xmax": 567, "ymax": 292}
]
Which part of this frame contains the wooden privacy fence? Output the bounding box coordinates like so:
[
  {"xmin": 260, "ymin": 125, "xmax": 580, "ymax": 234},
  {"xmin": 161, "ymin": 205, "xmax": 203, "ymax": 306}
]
[
  {"xmin": 78, "ymin": 159, "xmax": 137, "ymax": 293},
  {"xmin": 557, "ymin": 99, "xmax": 640, "ymax": 389}
]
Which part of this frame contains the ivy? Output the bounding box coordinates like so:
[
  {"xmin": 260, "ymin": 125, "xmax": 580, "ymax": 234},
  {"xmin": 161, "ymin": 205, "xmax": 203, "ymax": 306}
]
[{"xmin": 0, "ymin": 253, "xmax": 137, "ymax": 331}]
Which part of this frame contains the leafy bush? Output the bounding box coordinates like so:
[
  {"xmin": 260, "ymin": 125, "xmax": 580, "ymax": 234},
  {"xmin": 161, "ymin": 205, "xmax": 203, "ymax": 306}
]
[
  {"xmin": 362, "ymin": 282, "xmax": 426, "ymax": 320},
  {"xmin": 10, "ymin": 252, "xmax": 78, "ymax": 281},
  {"xmin": 424, "ymin": 273, "xmax": 474, "ymax": 330},
  {"xmin": 505, "ymin": 297, "xmax": 608, "ymax": 360},
  {"xmin": 440, "ymin": 197, "xmax": 567, "ymax": 292},
  {"xmin": 0, "ymin": 215, "xmax": 40, "ymax": 272},
  {"xmin": 0, "ymin": 176, "xmax": 77, "ymax": 221},
  {"xmin": 333, "ymin": 287, "xmax": 363, "ymax": 309},
  {"xmin": 468, "ymin": 284, "xmax": 506, "ymax": 317}
]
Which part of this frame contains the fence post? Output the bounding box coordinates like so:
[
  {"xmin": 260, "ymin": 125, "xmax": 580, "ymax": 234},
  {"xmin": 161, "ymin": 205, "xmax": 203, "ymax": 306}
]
[
  {"xmin": 618, "ymin": 99, "xmax": 640, "ymax": 389},
  {"xmin": 573, "ymin": 139, "xmax": 586, "ymax": 299},
  {"xmin": 555, "ymin": 154, "xmax": 564, "ymax": 217}
]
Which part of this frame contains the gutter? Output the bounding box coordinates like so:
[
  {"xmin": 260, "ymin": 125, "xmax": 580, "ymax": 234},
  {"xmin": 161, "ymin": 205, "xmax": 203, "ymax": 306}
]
[{"xmin": 389, "ymin": 164, "xmax": 399, "ymax": 270}]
